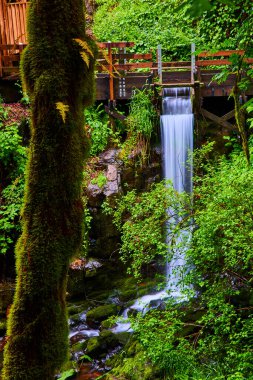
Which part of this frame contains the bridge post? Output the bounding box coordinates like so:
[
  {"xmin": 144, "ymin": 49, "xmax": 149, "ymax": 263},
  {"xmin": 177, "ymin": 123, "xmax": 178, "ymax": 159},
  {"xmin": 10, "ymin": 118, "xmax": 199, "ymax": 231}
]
[
  {"xmin": 107, "ymin": 41, "xmax": 115, "ymax": 106},
  {"xmin": 191, "ymin": 43, "xmax": 195, "ymax": 84},
  {"xmin": 157, "ymin": 44, "xmax": 162, "ymax": 83}
]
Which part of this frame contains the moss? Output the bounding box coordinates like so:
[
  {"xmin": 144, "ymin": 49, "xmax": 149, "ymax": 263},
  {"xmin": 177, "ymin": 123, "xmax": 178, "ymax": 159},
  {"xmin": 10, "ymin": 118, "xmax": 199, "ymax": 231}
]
[
  {"xmin": 100, "ymin": 318, "xmax": 115, "ymax": 330},
  {"xmin": 0, "ymin": 319, "xmax": 6, "ymax": 336},
  {"xmin": 106, "ymin": 339, "xmax": 158, "ymax": 380},
  {"xmin": 119, "ymin": 288, "xmax": 137, "ymax": 302},
  {"xmin": 86, "ymin": 330, "xmax": 119, "ymax": 358},
  {"xmin": 86, "ymin": 337, "xmax": 101, "ymax": 356},
  {"xmin": 2, "ymin": 0, "xmax": 96, "ymax": 378},
  {"xmin": 86, "ymin": 304, "xmax": 120, "ymax": 326}
]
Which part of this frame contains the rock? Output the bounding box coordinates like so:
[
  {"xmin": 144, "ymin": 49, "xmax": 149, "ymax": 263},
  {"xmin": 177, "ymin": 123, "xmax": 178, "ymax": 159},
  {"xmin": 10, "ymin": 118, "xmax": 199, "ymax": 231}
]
[
  {"xmin": 119, "ymin": 288, "xmax": 137, "ymax": 303},
  {"xmin": 115, "ymin": 331, "xmax": 131, "ymax": 345},
  {"xmin": 86, "ymin": 304, "xmax": 120, "ymax": 327},
  {"xmin": 86, "ymin": 330, "xmax": 119, "ymax": 358},
  {"xmin": 106, "ymin": 164, "xmax": 118, "ymax": 181}
]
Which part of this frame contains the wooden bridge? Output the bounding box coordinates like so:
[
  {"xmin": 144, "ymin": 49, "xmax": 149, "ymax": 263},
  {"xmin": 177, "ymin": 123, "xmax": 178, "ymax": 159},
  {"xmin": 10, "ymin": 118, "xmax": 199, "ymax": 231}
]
[{"xmin": 1, "ymin": 0, "xmax": 253, "ymax": 114}]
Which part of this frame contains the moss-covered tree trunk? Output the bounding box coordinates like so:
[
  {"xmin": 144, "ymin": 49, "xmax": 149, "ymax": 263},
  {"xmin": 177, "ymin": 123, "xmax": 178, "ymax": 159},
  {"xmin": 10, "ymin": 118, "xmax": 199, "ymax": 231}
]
[{"xmin": 2, "ymin": 0, "xmax": 95, "ymax": 379}]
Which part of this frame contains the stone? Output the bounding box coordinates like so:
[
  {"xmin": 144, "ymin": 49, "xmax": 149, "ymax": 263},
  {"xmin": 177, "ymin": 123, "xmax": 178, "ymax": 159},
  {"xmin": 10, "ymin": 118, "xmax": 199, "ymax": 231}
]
[
  {"xmin": 86, "ymin": 304, "xmax": 120, "ymax": 327},
  {"xmin": 106, "ymin": 164, "xmax": 118, "ymax": 181}
]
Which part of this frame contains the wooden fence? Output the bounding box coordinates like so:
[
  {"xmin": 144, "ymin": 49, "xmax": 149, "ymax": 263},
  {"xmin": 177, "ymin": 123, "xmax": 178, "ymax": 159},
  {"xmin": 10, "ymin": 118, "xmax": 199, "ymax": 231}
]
[{"xmin": 0, "ymin": 0, "xmax": 28, "ymax": 45}]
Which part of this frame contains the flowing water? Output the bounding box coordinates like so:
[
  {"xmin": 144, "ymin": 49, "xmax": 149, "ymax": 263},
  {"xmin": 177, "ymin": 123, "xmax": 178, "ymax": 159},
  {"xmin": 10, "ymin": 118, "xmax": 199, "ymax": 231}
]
[
  {"xmin": 111, "ymin": 87, "xmax": 194, "ymax": 332},
  {"xmin": 161, "ymin": 87, "xmax": 193, "ymax": 295}
]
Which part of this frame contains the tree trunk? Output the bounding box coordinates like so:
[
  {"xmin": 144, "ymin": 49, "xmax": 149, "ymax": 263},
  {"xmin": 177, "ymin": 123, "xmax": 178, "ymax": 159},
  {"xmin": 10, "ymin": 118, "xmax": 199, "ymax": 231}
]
[{"xmin": 2, "ymin": 0, "xmax": 96, "ymax": 378}]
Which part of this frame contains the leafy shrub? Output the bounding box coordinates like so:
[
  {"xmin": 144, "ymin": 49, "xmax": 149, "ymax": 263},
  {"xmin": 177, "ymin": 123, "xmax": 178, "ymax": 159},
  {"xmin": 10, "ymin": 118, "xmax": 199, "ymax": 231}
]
[
  {"xmin": 84, "ymin": 104, "xmax": 112, "ymax": 156},
  {"xmin": 103, "ymin": 180, "xmax": 191, "ymax": 279},
  {"xmin": 119, "ymin": 89, "xmax": 157, "ymax": 165},
  {"xmin": 126, "ymin": 148, "xmax": 253, "ymax": 379},
  {"xmin": 0, "ymin": 105, "xmax": 27, "ymax": 255}
]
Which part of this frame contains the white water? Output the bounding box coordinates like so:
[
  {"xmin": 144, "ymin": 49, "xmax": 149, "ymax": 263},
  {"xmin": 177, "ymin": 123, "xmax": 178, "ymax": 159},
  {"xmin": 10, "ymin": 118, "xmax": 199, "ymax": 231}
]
[
  {"xmin": 161, "ymin": 87, "xmax": 193, "ymax": 295},
  {"xmin": 111, "ymin": 88, "xmax": 194, "ymax": 333}
]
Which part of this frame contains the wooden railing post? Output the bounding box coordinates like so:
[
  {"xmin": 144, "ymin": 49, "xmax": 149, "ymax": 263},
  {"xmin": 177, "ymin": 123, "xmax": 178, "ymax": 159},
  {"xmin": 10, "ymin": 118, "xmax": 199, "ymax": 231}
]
[
  {"xmin": 191, "ymin": 43, "xmax": 195, "ymax": 84},
  {"xmin": 107, "ymin": 41, "xmax": 115, "ymax": 106},
  {"xmin": 157, "ymin": 44, "xmax": 162, "ymax": 83}
]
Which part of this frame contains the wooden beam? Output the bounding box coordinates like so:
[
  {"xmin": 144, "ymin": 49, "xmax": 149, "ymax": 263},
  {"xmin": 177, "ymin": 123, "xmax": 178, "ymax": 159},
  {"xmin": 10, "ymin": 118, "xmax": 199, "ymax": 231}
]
[
  {"xmin": 104, "ymin": 105, "xmax": 126, "ymax": 121},
  {"xmin": 198, "ymin": 50, "xmax": 245, "ymax": 57},
  {"xmin": 197, "ymin": 58, "xmax": 253, "ymax": 67},
  {"xmin": 97, "ymin": 42, "xmax": 135, "ymax": 49},
  {"xmin": 221, "ymin": 109, "xmax": 235, "ymax": 121},
  {"xmin": 201, "ymin": 108, "xmax": 234, "ymax": 129},
  {"xmin": 107, "ymin": 42, "xmax": 114, "ymax": 102},
  {"xmin": 112, "ymin": 53, "xmax": 152, "ymax": 60},
  {"xmin": 154, "ymin": 82, "xmax": 194, "ymax": 87}
]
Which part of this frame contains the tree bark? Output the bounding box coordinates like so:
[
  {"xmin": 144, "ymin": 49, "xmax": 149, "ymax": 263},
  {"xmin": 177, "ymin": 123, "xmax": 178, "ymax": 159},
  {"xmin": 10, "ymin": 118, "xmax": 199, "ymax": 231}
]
[{"xmin": 2, "ymin": 0, "xmax": 96, "ymax": 378}]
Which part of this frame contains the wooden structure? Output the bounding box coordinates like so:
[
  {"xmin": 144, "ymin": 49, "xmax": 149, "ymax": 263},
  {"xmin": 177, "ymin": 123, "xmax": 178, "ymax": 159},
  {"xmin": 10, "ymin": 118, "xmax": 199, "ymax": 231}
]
[{"xmin": 0, "ymin": 0, "xmax": 253, "ymax": 125}]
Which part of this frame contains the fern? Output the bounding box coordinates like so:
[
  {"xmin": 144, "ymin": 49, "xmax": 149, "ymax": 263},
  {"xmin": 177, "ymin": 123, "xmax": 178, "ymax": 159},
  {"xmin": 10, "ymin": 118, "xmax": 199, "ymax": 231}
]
[
  {"xmin": 56, "ymin": 102, "xmax": 69, "ymax": 123},
  {"xmin": 73, "ymin": 38, "xmax": 94, "ymax": 67}
]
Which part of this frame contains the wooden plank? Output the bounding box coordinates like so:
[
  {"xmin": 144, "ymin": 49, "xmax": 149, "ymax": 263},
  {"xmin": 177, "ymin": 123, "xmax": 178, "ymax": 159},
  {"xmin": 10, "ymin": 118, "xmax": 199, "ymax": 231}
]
[
  {"xmin": 197, "ymin": 59, "xmax": 232, "ymax": 66},
  {"xmin": 104, "ymin": 105, "xmax": 127, "ymax": 120},
  {"xmin": 154, "ymin": 82, "xmax": 193, "ymax": 87},
  {"xmin": 112, "ymin": 53, "xmax": 152, "ymax": 60},
  {"xmin": 201, "ymin": 108, "xmax": 234, "ymax": 128},
  {"xmin": 0, "ymin": 43, "xmax": 27, "ymax": 49},
  {"xmin": 113, "ymin": 62, "xmax": 153, "ymax": 70},
  {"xmin": 97, "ymin": 42, "xmax": 135, "ymax": 49},
  {"xmin": 221, "ymin": 110, "xmax": 235, "ymax": 121},
  {"xmin": 152, "ymin": 66, "xmax": 191, "ymax": 70},
  {"xmin": 108, "ymin": 42, "xmax": 114, "ymax": 101},
  {"xmin": 197, "ymin": 58, "xmax": 253, "ymax": 67},
  {"xmin": 155, "ymin": 61, "xmax": 191, "ymax": 68},
  {"xmin": 198, "ymin": 50, "xmax": 245, "ymax": 58}
]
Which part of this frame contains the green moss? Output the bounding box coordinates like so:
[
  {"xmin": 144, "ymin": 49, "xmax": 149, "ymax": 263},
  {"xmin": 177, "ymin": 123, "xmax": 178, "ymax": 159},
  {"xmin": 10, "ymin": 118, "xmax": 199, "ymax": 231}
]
[
  {"xmin": 0, "ymin": 319, "xmax": 6, "ymax": 336},
  {"xmin": 119, "ymin": 288, "xmax": 137, "ymax": 302},
  {"xmin": 86, "ymin": 304, "xmax": 120, "ymax": 325},
  {"xmin": 2, "ymin": 0, "xmax": 96, "ymax": 378},
  {"xmin": 86, "ymin": 330, "xmax": 119, "ymax": 358},
  {"xmin": 100, "ymin": 318, "xmax": 115, "ymax": 330},
  {"xmin": 86, "ymin": 337, "xmax": 101, "ymax": 356},
  {"xmin": 106, "ymin": 339, "xmax": 158, "ymax": 380}
]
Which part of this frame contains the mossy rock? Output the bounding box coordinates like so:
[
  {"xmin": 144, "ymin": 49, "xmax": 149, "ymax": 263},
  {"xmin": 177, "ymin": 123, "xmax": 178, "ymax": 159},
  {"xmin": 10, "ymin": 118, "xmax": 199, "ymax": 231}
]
[
  {"xmin": 86, "ymin": 337, "xmax": 101, "ymax": 356},
  {"xmin": 86, "ymin": 330, "xmax": 119, "ymax": 358},
  {"xmin": 115, "ymin": 331, "xmax": 131, "ymax": 345},
  {"xmin": 100, "ymin": 318, "xmax": 115, "ymax": 330},
  {"xmin": 86, "ymin": 304, "xmax": 120, "ymax": 327},
  {"xmin": 119, "ymin": 288, "xmax": 137, "ymax": 303},
  {"xmin": 106, "ymin": 338, "xmax": 159, "ymax": 380},
  {"xmin": 67, "ymin": 304, "xmax": 85, "ymax": 316}
]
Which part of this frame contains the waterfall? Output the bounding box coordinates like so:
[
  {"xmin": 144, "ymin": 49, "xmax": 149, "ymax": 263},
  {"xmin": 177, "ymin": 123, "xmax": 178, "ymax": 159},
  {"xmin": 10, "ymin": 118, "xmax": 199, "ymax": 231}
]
[
  {"xmin": 111, "ymin": 88, "xmax": 194, "ymax": 332},
  {"xmin": 161, "ymin": 87, "xmax": 193, "ymax": 294}
]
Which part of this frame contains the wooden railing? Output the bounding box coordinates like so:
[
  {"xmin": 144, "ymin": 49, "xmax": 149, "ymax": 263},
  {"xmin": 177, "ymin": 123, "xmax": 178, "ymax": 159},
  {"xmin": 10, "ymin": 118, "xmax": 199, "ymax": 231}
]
[
  {"xmin": 0, "ymin": 0, "xmax": 28, "ymax": 45},
  {"xmin": 196, "ymin": 50, "xmax": 253, "ymax": 67}
]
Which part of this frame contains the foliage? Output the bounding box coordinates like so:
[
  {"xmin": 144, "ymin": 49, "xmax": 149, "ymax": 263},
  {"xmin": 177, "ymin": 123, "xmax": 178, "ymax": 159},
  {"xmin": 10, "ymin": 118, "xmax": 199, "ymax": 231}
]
[
  {"xmin": 84, "ymin": 104, "xmax": 112, "ymax": 156},
  {"xmin": 119, "ymin": 89, "xmax": 157, "ymax": 165},
  {"xmin": 103, "ymin": 181, "xmax": 191, "ymax": 279},
  {"xmin": 197, "ymin": 1, "xmax": 252, "ymax": 50},
  {"xmin": 94, "ymin": 0, "xmax": 198, "ymax": 61},
  {"xmin": 91, "ymin": 172, "xmax": 107, "ymax": 188},
  {"xmin": 57, "ymin": 369, "xmax": 76, "ymax": 380},
  {"xmin": 127, "ymin": 147, "xmax": 253, "ymax": 379},
  {"xmin": 0, "ymin": 105, "xmax": 27, "ymax": 255}
]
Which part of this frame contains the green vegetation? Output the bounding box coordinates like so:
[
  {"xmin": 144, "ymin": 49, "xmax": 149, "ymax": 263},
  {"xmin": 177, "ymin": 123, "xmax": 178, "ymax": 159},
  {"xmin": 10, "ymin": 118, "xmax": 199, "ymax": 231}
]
[
  {"xmin": 119, "ymin": 89, "xmax": 157, "ymax": 165},
  {"xmin": 103, "ymin": 181, "xmax": 191, "ymax": 279},
  {"xmin": 85, "ymin": 104, "xmax": 112, "ymax": 156},
  {"xmin": 0, "ymin": 105, "xmax": 27, "ymax": 255},
  {"xmin": 94, "ymin": 0, "xmax": 197, "ymax": 60}
]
